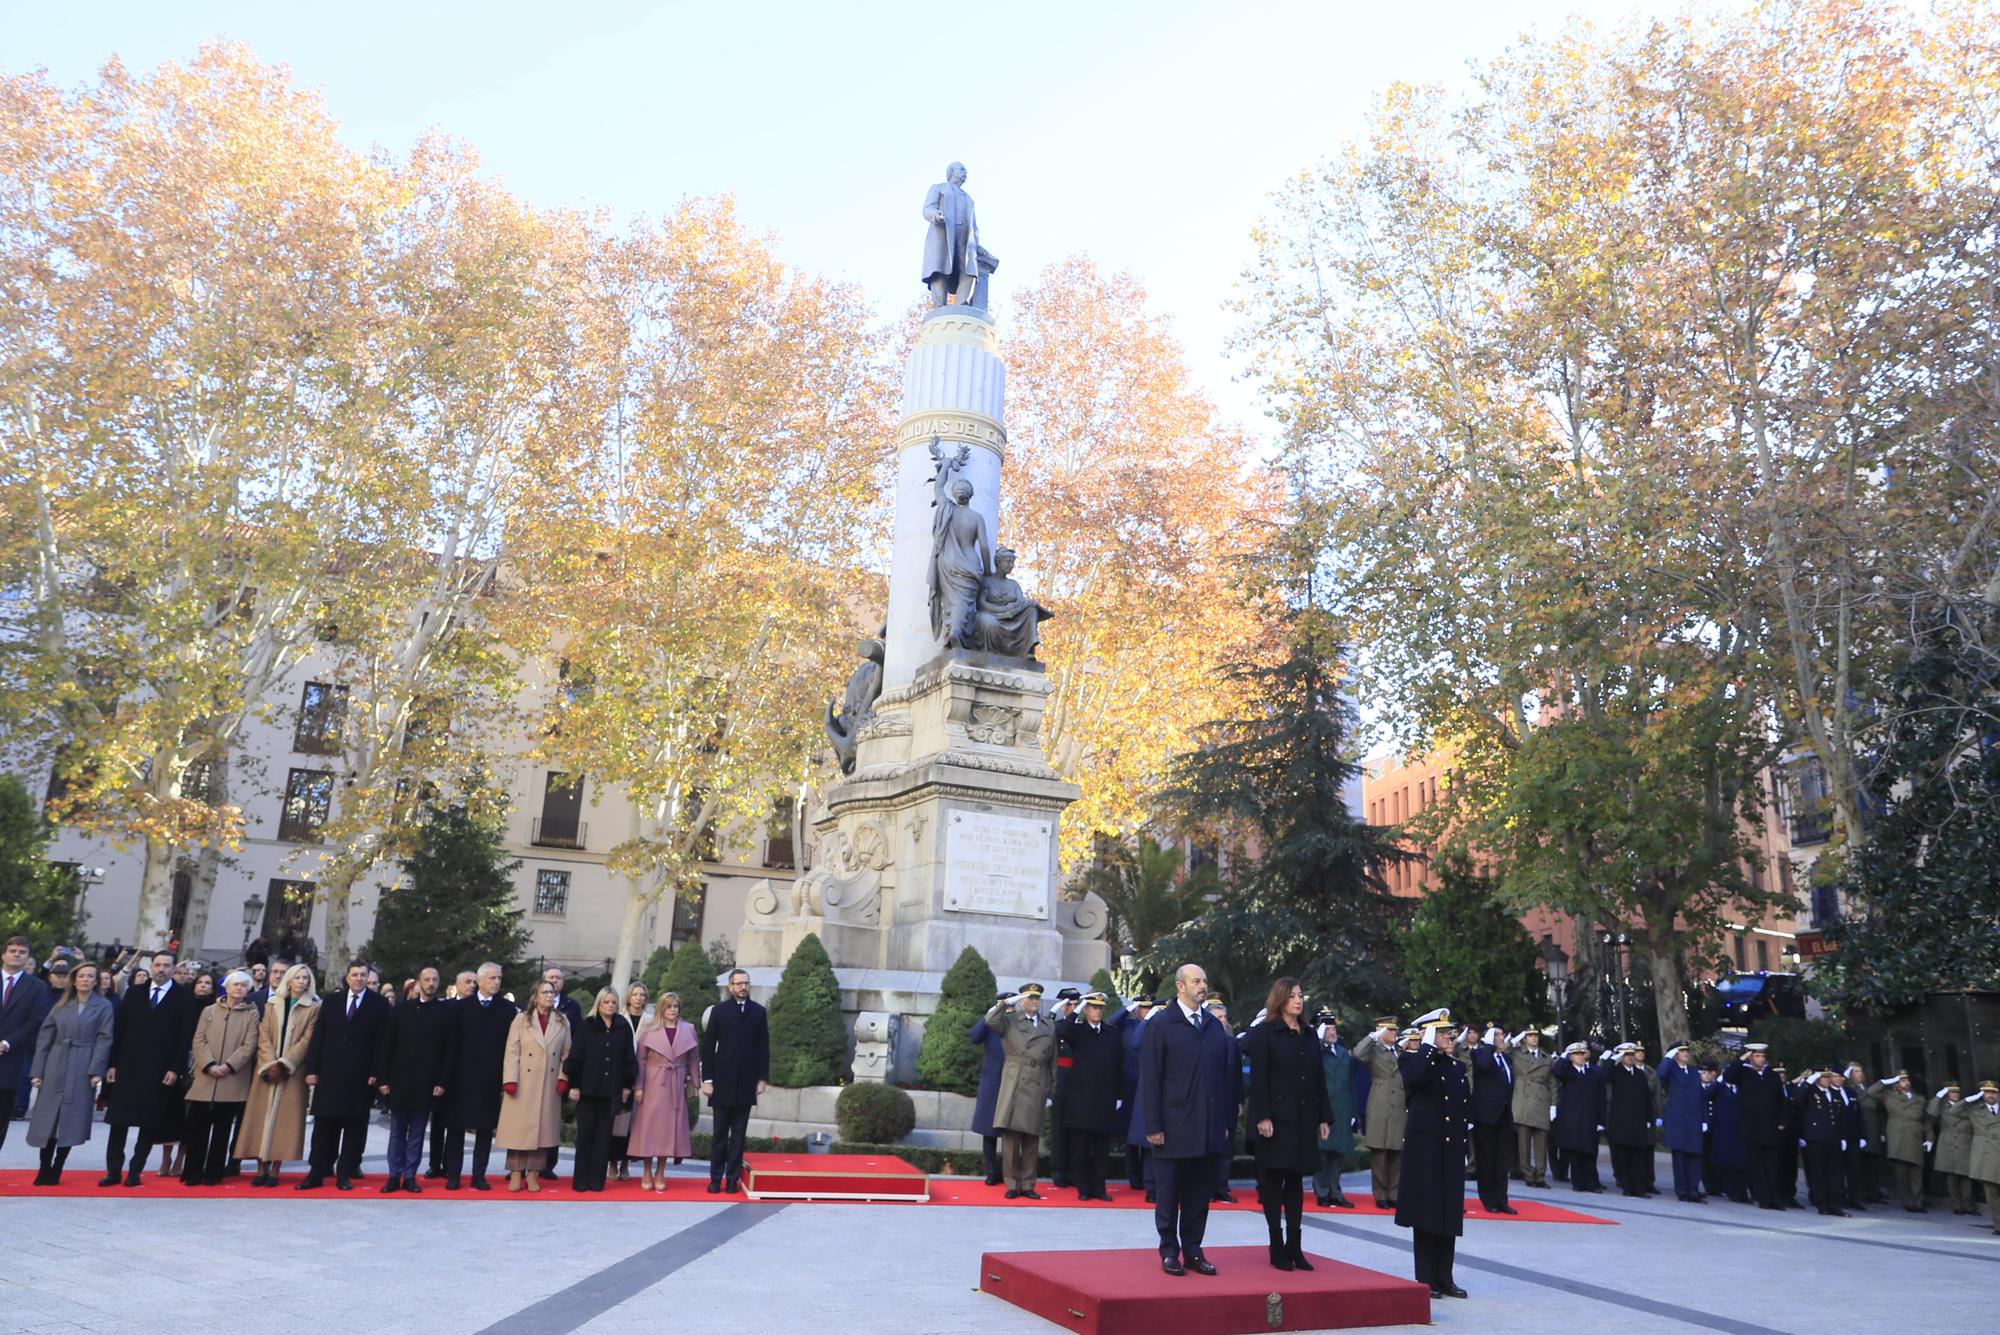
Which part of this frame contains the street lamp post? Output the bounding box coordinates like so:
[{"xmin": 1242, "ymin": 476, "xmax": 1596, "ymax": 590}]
[
  {"xmin": 1541, "ymin": 934, "xmax": 1570, "ymax": 1048},
  {"xmin": 241, "ymin": 892, "xmax": 265, "ymax": 959}
]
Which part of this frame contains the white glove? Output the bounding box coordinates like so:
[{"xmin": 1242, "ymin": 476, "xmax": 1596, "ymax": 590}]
[
  {"xmin": 1923, "ymin": 1141, "xmax": 1933, "ymax": 1152},
  {"xmin": 1596, "ymin": 1125, "xmax": 1605, "ymax": 1133},
  {"xmin": 1549, "ymin": 1105, "xmax": 1558, "ymax": 1121},
  {"xmin": 1045, "ymin": 1098, "xmax": 1052, "ymax": 1107},
  {"xmin": 1839, "ymin": 1140, "xmax": 1848, "ymax": 1151},
  {"xmin": 1655, "ymin": 1118, "xmax": 1663, "ymax": 1128},
  {"xmin": 1125, "ymin": 998, "xmax": 1142, "ymax": 1013},
  {"xmin": 1798, "ymin": 1139, "xmax": 1807, "ymax": 1148},
  {"xmin": 1115, "ymin": 1099, "xmax": 1123, "ymax": 1110},
  {"xmin": 1859, "ymin": 1138, "xmax": 1868, "ymax": 1149},
  {"xmin": 1701, "ymin": 1123, "xmax": 1708, "ymax": 1133}
]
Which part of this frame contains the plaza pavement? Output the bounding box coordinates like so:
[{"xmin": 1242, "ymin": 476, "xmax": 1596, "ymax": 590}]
[{"xmin": 4, "ymin": 1119, "xmax": 1993, "ymax": 1334}]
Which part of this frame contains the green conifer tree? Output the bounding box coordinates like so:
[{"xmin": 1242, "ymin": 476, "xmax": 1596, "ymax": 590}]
[
  {"xmin": 916, "ymin": 945, "xmax": 997, "ymax": 1094},
  {"xmin": 767, "ymin": 932, "xmax": 847, "ymax": 1087},
  {"xmin": 0, "ymin": 775, "xmax": 80, "ymax": 953},
  {"xmin": 365, "ymin": 780, "xmax": 531, "ymax": 986},
  {"xmin": 650, "ymin": 938, "xmax": 722, "ymax": 1041}
]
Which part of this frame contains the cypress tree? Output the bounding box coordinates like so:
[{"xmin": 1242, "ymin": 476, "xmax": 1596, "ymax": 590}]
[
  {"xmin": 366, "ymin": 784, "xmax": 530, "ymax": 987},
  {"xmin": 917, "ymin": 945, "xmax": 997, "ymax": 1094},
  {"xmin": 767, "ymin": 932, "xmax": 847, "ymax": 1087},
  {"xmin": 651, "ymin": 938, "xmax": 722, "ymax": 1041}
]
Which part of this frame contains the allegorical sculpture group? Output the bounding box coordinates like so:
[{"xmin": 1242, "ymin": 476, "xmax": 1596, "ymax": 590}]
[{"xmin": 823, "ymin": 163, "xmax": 1052, "ymax": 775}]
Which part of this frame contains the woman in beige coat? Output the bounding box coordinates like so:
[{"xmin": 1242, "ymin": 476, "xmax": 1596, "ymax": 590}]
[
  {"xmin": 497, "ymin": 980, "xmax": 571, "ymax": 1193},
  {"xmin": 237, "ymin": 964, "xmax": 319, "ymax": 1187},
  {"xmin": 180, "ymin": 971, "xmax": 261, "ymax": 1185}
]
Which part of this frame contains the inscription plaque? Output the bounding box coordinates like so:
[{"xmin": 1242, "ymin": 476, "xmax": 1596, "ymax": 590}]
[{"xmin": 943, "ymin": 810, "xmax": 1050, "ymax": 918}]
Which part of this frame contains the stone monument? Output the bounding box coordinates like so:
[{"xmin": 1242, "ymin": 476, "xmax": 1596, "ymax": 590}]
[{"xmin": 735, "ymin": 165, "xmax": 1109, "ymax": 1082}]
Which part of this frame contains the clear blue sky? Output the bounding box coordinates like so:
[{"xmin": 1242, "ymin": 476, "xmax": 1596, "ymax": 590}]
[{"xmin": 9, "ymin": 1, "xmax": 1693, "ymax": 431}]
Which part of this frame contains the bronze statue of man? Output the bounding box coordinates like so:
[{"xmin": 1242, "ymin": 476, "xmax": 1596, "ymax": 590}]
[
  {"xmin": 922, "ymin": 162, "xmax": 999, "ymax": 309},
  {"xmin": 973, "ymin": 547, "xmax": 1051, "ymax": 660}
]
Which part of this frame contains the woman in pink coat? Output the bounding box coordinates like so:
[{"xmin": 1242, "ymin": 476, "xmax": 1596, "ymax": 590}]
[{"xmin": 627, "ymin": 991, "xmax": 701, "ymax": 1191}]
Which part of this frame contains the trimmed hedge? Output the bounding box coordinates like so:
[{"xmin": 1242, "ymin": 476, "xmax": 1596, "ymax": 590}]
[
  {"xmin": 836, "ymin": 1082, "xmax": 916, "ymax": 1143},
  {"xmin": 768, "ymin": 933, "xmax": 847, "ymax": 1087},
  {"xmin": 916, "ymin": 945, "xmax": 996, "ymax": 1095}
]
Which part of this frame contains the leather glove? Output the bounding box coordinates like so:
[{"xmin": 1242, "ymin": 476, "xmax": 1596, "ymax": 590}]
[
  {"xmin": 504, "ymin": 1082, "xmax": 519, "ymax": 1096},
  {"xmin": 557, "ymin": 1079, "xmax": 569, "ymax": 1096}
]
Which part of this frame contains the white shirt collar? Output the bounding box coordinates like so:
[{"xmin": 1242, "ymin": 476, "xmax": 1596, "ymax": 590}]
[{"xmin": 1179, "ymin": 1001, "xmax": 1201, "ymax": 1025}]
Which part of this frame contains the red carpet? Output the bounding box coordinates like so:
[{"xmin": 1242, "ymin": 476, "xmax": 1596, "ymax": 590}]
[
  {"xmin": 742, "ymin": 1152, "xmax": 929, "ymax": 1202},
  {"xmin": 930, "ymin": 1178, "xmax": 1611, "ymax": 1223},
  {"xmin": 0, "ymin": 1168, "xmax": 1609, "ymax": 1222},
  {"xmin": 980, "ymin": 1246, "xmax": 1430, "ymax": 1335}
]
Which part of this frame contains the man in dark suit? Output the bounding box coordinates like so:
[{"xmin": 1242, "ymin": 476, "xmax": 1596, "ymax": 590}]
[
  {"xmin": 968, "ymin": 993, "xmax": 1009, "ymax": 1186},
  {"xmin": 0, "ymin": 936, "xmax": 54, "ymax": 1149},
  {"xmin": 1139, "ymin": 963, "xmax": 1232, "ymax": 1277},
  {"xmin": 298, "ymin": 961, "xmax": 391, "ymax": 1190},
  {"xmin": 426, "ymin": 968, "xmax": 474, "ymax": 1178},
  {"xmin": 99, "ymin": 949, "xmax": 202, "ymax": 1186},
  {"xmin": 538, "ymin": 964, "xmax": 583, "ymax": 1178},
  {"xmin": 1724, "ymin": 1042, "xmax": 1788, "ymax": 1209},
  {"xmin": 1468, "ymin": 1023, "xmax": 1517, "ymax": 1212},
  {"xmin": 440, "ymin": 962, "xmax": 516, "ymax": 1189},
  {"xmin": 1397, "ymin": 1008, "xmax": 1471, "ymax": 1300},
  {"xmin": 1059, "ymin": 990, "xmax": 1128, "ymax": 1201},
  {"xmin": 378, "ymin": 965, "xmax": 451, "ymax": 1193},
  {"xmin": 701, "ymin": 967, "xmax": 769, "ymax": 1193},
  {"xmin": 1206, "ymin": 997, "xmax": 1243, "ymax": 1203}
]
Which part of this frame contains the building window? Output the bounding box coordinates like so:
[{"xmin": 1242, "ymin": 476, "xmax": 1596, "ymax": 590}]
[
  {"xmin": 1732, "ymin": 934, "xmax": 1747, "ymax": 971},
  {"xmin": 533, "ymin": 869, "xmax": 570, "ymax": 917},
  {"xmin": 262, "ymin": 878, "xmax": 315, "ymax": 945},
  {"xmin": 532, "ymin": 772, "xmax": 586, "ymax": 849},
  {"xmin": 180, "ymin": 757, "xmax": 222, "ymax": 805},
  {"xmin": 1778, "ymin": 754, "xmax": 1834, "ymax": 846},
  {"xmin": 1755, "ymin": 938, "xmax": 1771, "ymax": 971},
  {"xmin": 278, "ymin": 768, "xmax": 334, "ymax": 842},
  {"xmin": 764, "ymin": 797, "xmax": 796, "ymax": 869},
  {"xmin": 169, "ymin": 865, "xmax": 194, "ymax": 940},
  {"xmin": 294, "ymin": 682, "xmax": 349, "ymax": 755},
  {"xmin": 1809, "ymin": 884, "xmax": 1839, "ymax": 929}
]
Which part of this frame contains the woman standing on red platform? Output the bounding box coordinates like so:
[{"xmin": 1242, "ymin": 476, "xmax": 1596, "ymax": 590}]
[
  {"xmin": 1242, "ymin": 977, "xmax": 1332, "ymax": 1272},
  {"xmin": 628, "ymin": 992, "xmax": 700, "ymax": 1191}
]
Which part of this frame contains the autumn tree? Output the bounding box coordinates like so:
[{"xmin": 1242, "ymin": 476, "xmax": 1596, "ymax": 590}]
[
  {"xmin": 504, "ymin": 200, "xmax": 894, "ymax": 1001},
  {"xmin": 1001, "ymin": 259, "xmax": 1283, "ymax": 866},
  {"xmin": 0, "ymin": 47, "xmax": 395, "ymax": 947}
]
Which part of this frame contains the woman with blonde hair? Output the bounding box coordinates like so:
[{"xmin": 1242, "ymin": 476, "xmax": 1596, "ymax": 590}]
[
  {"xmin": 237, "ymin": 963, "xmax": 319, "ymax": 1186},
  {"xmin": 497, "ymin": 980, "xmax": 571, "ymax": 1192},
  {"xmin": 607, "ymin": 981, "xmax": 649, "ymax": 1180},
  {"xmin": 627, "ymin": 990, "xmax": 701, "ymax": 1191},
  {"xmin": 566, "ymin": 987, "xmax": 637, "ymax": 1192},
  {"xmin": 27, "ymin": 962, "xmax": 115, "ymax": 1186},
  {"xmin": 181, "ymin": 970, "xmax": 259, "ymax": 1185}
]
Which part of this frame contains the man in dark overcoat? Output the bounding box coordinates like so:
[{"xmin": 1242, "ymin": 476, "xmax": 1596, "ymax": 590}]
[
  {"xmin": 968, "ymin": 994, "xmax": 1009, "ymax": 1186},
  {"xmin": 1206, "ymin": 996, "xmax": 1243, "ymax": 1203},
  {"xmin": 1552, "ymin": 1041, "xmax": 1607, "ymax": 1192},
  {"xmin": 1723, "ymin": 1042, "xmax": 1788, "ymax": 1208},
  {"xmin": 1121, "ymin": 997, "xmax": 1158, "ymax": 1194},
  {"xmin": 1468, "ymin": 1024, "xmax": 1516, "ymax": 1212},
  {"xmin": 0, "ymin": 936, "xmax": 54, "ymax": 1150},
  {"xmin": 1059, "ymin": 990, "xmax": 1127, "ymax": 1201},
  {"xmin": 1048, "ymin": 987, "xmax": 1082, "ymax": 1188},
  {"xmin": 1139, "ymin": 964, "xmax": 1232, "ymax": 1276},
  {"xmin": 1396, "ymin": 1008, "xmax": 1470, "ymax": 1299},
  {"xmin": 1605, "ymin": 1044, "xmax": 1657, "ymax": 1196},
  {"xmin": 1658, "ymin": 1043, "xmax": 1708, "ymax": 1201},
  {"xmin": 99, "ymin": 949, "xmax": 201, "ymax": 1186},
  {"xmin": 378, "ymin": 965, "xmax": 451, "ymax": 1193},
  {"xmin": 440, "ymin": 962, "xmax": 515, "ymax": 1189},
  {"xmin": 298, "ymin": 961, "xmax": 391, "ymax": 1190},
  {"xmin": 700, "ymin": 967, "xmax": 769, "ymax": 1194}
]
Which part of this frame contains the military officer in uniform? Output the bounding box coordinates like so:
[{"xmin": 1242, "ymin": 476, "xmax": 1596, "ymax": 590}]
[
  {"xmin": 1353, "ymin": 1016, "xmax": 1407, "ymax": 1209},
  {"xmin": 1724, "ymin": 1042, "xmax": 1788, "ymax": 1209},
  {"xmin": 984, "ymin": 983, "xmax": 1057, "ymax": 1199},
  {"xmin": 1396, "ymin": 1008, "xmax": 1469, "ymax": 1300},
  {"xmin": 1875, "ymin": 1070, "xmax": 1929, "ymax": 1211},
  {"xmin": 1059, "ymin": 991, "xmax": 1127, "ymax": 1201},
  {"xmin": 1970, "ymin": 1080, "xmax": 2000, "ymax": 1234},
  {"xmin": 968, "ymin": 992, "xmax": 1009, "ymax": 1186},
  {"xmin": 1658, "ymin": 1043, "xmax": 1707, "ymax": 1202},
  {"xmin": 1930, "ymin": 1081, "xmax": 1975, "ymax": 1214},
  {"xmin": 1313, "ymin": 1010, "xmax": 1358, "ymax": 1208},
  {"xmin": 1047, "ymin": 987, "xmax": 1082, "ymax": 1188},
  {"xmin": 1511, "ymin": 1029, "xmax": 1554, "ymax": 1188},
  {"xmin": 1605, "ymin": 1043, "xmax": 1656, "ymax": 1196},
  {"xmin": 1799, "ymin": 1069, "xmax": 1848, "ymax": 1215}
]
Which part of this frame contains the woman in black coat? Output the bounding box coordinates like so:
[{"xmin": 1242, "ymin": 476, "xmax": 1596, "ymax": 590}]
[
  {"xmin": 1242, "ymin": 978, "xmax": 1334, "ymax": 1272},
  {"xmin": 1395, "ymin": 1015, "xmax": 1470, "ymax": 1300},
  {"xmin": 564, "ymin": 989, "xmax": 637, "ymax": 1192}
]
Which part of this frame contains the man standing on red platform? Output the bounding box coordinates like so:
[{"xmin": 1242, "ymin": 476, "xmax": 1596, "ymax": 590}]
[{"xmin": 1140, "ymin": 962, "xmax": 1232, "ymax": 1277}]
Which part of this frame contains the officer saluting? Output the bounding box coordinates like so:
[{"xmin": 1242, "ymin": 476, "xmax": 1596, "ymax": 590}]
[
  {"xmin": 1724, "ymin": 1042, "xmax": 1788, "ymax": 1209},
  {"xmin": 1396, "ymin": 1007, "xmax": 1470, "ymax": 1301}
]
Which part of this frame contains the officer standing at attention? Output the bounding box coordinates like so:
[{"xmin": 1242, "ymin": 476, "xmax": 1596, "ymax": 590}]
[{"xmin": 1396, "ymin": 1007, "xmax": 1470, "ymax": 1301}]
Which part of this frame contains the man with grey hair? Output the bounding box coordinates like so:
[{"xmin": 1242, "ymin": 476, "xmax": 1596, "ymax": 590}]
[{"xmin": 439, "ymin": 963, "xmax": 515, "ymax": 1190}]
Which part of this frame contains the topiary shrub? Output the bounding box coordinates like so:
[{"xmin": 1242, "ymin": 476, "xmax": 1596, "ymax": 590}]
[
  {"xmin": 836, "ymin": 1081, "xmax": 916, "ymax": 1143},
  {"xmin": 651, "ymin": 939, "xmax": 721, "ymax": 1043},
  {"xmin": 916, "ymin": 945, "xmax": 997, "ymax": 1095},
  {"xmin": 768, "ymin": 933, "xmax": 847, "ymax": 1087}
]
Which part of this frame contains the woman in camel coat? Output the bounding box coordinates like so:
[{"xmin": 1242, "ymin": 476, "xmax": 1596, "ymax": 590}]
[
  {"xmin": 180, "ymin": 971, "xmax": 261, "ymax": 1185},
  {"xmin": 627, "ymin": 991, "xmax": 701, "ymax": 1190},
  {"xmin": 496, "ymin": 980, "xmax": 571, "ymax": 1192},
  {"xmin": 236, "ymin": 964, "xmax": 319, "ymax": 1186}
]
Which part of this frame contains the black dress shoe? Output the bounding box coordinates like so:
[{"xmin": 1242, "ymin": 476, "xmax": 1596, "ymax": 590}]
[
  {"xmin": 1270, "ymin": 1246, "xmax": 1294, "ymax": 1271},
  {"xmin": 379, "ymin": 1179, "xmax": 401, "ymax": 1194},
  {"xmin": 200, "ymin": 1173, "xmax": 223, "ymax": 1187},
  {"xmin": 707, "ymin": 1180, "xmax": 722, "ymax": 1194},
  {"xmin": 123, "ymin": 1170, "xmax": 144, "ymax": 1188},
  {"xmin": 1187, "ymin": 1255, "xmax": 1217, "ymax": 1276},
  {"xmin": 1493, "ymin": 1204, "xmax": 1518, "ymax": 1214},
  {"xmin": 1144, "ymin": 1190, "xmax": 1155, "ymax": 1203},
  {"xmin": 1440, "ymin": 1284, "xmax": 1468, "ymax": 1298},
  {"xmin": 445, "ymin": 1177, "xmax": 462, "ymax": 1190},
  {"xmin": 1330, "ymin": 1195, "xmax": 1355, "ymax": 1208},
  {"xmin": 1005, "ymin": 1188, "xmax": 1022, "ymax": 1199},
  {"xmin": 469, "ymin": 1177, "xmax": 492, "ymax": 1191},
  {"xmin": 335, "ymin": 1174, "xmax": 354, "ymax": 1191},
  {"xmin": 32, "ymin": 1167, "xmax": 51, "ymax": 1186},
  {"xmin": 1161, "ymin": 1256, "xmax": 1185, "ymax": 1276},
  {"xmin": 295, "ymin": 1175, "xmax": 325, "ymax": 1191},
  {"xmin": 724, "ymin": 1178, "xmax": 739, "ymax": 1194},
  {"xmin": 404, "ymin": 1176, "xmax": 422, "ymax": 1194},
  {"xmin": 984, "ymin": 1174, "xmax": 1002, "ymax": 1187},
  {"xmin": 1021, "ymin": 1188, "xmax": 1043, "ymax": 1200},
  {"xmin": 423, "ymin": 1168, "xmax": 446, "ymax": 1180},
  {"xmin": 1213, "ymin": 1191, "xmax": 1237, "ymax": 1204},
  {"xmin": 1430, "ymin": 1287, "xmax": 1447, "ymax": 1300},
  {"xmin": 99, "ymin": 1172, "xmax": 122, "ymax": 1188}
]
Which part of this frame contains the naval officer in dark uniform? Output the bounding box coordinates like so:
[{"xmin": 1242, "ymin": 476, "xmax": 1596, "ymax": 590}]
[{"xmin": 1396, "ymin": 1007, "xmax": 1470, "ymax": 1300}]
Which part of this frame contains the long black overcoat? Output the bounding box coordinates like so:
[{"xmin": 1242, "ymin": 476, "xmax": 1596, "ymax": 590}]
[
  {"xmin": 441, "ymin": 993, "xmax": 517, "ymax": 1132},
  {"xmin": 106, "ymin": 980, "xmax": 201, "ymax": 1128},
  {"xmin": 1243, "ymin": 1020, "xmax": 1333, "ymax": 1174},
  {"xmin": 380, "ymin": 995, "xmax": 452, "ymax": 1115},
  {"xmin": 1605, "ymin": 1063, "xmax": 1657, "ymax": 1147},
  {"xmin": 1058, "ymin": 1013, "xmax": 1126, "ymax": 1135},
  {"xmin": 1552, "ymin": 1058, "xmax": 1607, "ymax": 1154},
  {"xmin": 302, "ymin": 988, "xmax": 391, "ymax": 1119},
  {"xmin": 1395, "ymin": 1043, "xmax": 1470, "ymax": 1237},
  {"xmin": 701, "ymin": 998, "xmax": 769, "ymax": 1108},
  {"xmin": 1139, "ymin": 1005, "xmax": 1232, "ymax": 1159},
  {"xmin": 566, "ymin": 1013, "xmax": 638, "ymax": 1099},
  {"xmin": 1723, "ymin": 1060, "xmax": 1788, "ymax": 1147}
]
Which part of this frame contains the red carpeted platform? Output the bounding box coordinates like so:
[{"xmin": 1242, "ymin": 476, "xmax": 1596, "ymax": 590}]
[
  {"xmin": 979, "ymin": 1246, "xmax": 1430, "ymax": 1335},
  {"xmin": 741, "ymin": 1152, "xmax": 929, "ymax": 1202},
  {"xmin": 929, "ymin": 1178, "xmax": 1611, "ymax": 1223}
]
